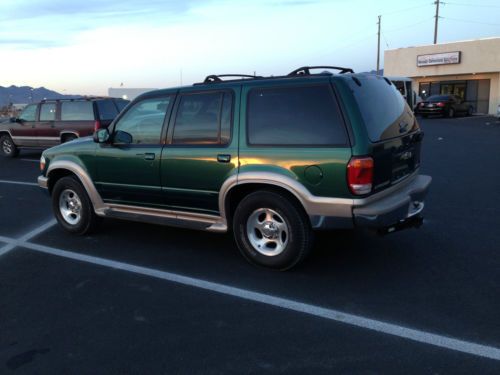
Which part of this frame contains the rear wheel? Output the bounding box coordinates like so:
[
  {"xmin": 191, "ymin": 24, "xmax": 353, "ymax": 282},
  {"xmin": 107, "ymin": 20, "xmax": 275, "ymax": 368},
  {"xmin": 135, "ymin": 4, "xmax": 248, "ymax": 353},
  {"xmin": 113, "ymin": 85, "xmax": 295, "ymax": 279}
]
[
  {"xmin": 0, "ymin": 134, "xmax": 19, "ymax": 157},
  {"xmin": 232, "ymin": 190, "xmax": 313, "ymax": 270},
  {"xmin": 52, "ymin": 176, "xmax": 100, "ymax": 235}
]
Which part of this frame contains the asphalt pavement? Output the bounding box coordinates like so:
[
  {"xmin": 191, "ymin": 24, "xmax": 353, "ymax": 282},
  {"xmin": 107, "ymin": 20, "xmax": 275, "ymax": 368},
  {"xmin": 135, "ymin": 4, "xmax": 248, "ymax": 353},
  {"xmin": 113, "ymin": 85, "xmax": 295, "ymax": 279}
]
[{"xmin": 0, "ymin": 115, "xmax": 499, "ymax": 374}]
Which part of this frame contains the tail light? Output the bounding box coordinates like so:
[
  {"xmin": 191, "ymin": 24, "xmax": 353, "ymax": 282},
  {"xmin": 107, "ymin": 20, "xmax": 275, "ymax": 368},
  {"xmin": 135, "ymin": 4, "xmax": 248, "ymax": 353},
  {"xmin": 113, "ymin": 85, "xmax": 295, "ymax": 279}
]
[
  {"xmin": 347, "ymin": 156, "xmax": 374, "ymax": 195},
  {"xmin": 94, "ymin": 120, "xmax": 101, "ymax": 132},
  {"xmin": 436, "ymin": 102, "xmax": 445, "ymax": 107}
]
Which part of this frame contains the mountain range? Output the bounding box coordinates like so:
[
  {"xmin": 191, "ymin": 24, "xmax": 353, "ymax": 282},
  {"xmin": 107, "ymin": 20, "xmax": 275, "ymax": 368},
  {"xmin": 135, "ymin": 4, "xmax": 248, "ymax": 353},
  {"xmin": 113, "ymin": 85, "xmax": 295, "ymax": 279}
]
[{"xmin": 0, "ymin": 86, "xmax": 81, "ymax": 107}]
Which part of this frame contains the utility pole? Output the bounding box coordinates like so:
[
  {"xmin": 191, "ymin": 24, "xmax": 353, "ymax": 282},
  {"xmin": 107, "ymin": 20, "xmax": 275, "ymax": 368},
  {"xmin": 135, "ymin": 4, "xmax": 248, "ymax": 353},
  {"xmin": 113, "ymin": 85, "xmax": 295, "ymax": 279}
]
[
  {"xmin": 376, "ymin": 15, "xmax": 381, "ymax": 75},
  {"xmin": 433, "ymin": 0, "xmax": 440, "ymax": 44}
]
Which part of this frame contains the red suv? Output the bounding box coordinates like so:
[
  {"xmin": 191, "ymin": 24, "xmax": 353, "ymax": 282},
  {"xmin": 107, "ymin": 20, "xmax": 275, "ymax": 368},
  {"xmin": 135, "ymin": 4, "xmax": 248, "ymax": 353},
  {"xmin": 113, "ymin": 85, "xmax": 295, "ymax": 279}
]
[{"xmin": 0, "ymin": 97, "xmax": 129, "ymax": 157}]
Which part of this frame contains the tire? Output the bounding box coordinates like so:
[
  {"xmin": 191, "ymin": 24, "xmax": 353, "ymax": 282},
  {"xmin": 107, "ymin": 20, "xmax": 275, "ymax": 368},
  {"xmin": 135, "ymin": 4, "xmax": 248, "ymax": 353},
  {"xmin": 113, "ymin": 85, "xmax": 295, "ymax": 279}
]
[
  {"xmin": 467, "ymin": 106, "xmax": 473, "ymax": 116},
  {"xmin": 447, "ymin": 107, "xmax": 455, "ymax": 118},
  {"xmin": 0, "ymin": 134, "xmax": 19, "ymax": 158},
  {"xmin": 62, "ymin": 134, "xmax": 77, "ymax": 143},
  {"xmin": 232, "ymin": 190, "xmax": 313, "ymax": 270},
  {"xmin": 52, "ymin": 176, "xmax": 100, "ymax": 235}
]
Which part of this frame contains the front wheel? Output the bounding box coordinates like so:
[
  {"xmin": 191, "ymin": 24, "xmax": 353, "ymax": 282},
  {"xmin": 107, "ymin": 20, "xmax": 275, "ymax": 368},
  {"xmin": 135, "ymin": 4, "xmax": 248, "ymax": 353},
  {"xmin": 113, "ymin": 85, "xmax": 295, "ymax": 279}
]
[
  {"xmin": 447, "ymin": 107, "xmax": 455, "ymax": 118},
  {"xmin": 467, "ymin": 106, "xmax": 473, "ymax": 116},
  {"xmin": 0, "ymin": 134, "xmax": 19, "ymax": 157},
  {"xmin": 232, "ymin": 191, "xmax": 313, "ymax": 270},
  {"xmin": 52, "ymin": 176, "xmax": 100, "ymax": 235}
]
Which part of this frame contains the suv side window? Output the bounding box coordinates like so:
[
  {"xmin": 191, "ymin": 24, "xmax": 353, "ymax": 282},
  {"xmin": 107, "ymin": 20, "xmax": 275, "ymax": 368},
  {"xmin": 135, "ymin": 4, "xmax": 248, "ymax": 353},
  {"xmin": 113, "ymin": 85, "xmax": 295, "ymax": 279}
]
[
  {"xmin": 18, "ymin": 104, "xmax": 37, "ymax": 122},
  {"xmin": 40, "ymin": 103, "xmax": 56, "ymax": 121},
  {"xmin": 171, "ymin": 91, "xmax": 232, "ymax": 145},
  {"xmin": 247, "ymin": 85, "xmax": 348, "ymax": 146},
  {"xmin": 61, "ymin": 101, "xmax": 94, "ymax": 121},
  {"xmin": 113, "ymin": 97, "xmax": 171, "ymax": 144}
]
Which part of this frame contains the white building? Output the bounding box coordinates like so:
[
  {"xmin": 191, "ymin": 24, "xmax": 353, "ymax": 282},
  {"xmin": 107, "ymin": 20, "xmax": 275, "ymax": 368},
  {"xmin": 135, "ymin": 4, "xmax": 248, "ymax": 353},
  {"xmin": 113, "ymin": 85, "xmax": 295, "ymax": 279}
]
[
  {"xmin": 108, "ymin": 88, "xmax": 158, "ymax": 101},
  {"xmin": 384, "ymin": 37, "xmax": 500, "ymax": 114}
]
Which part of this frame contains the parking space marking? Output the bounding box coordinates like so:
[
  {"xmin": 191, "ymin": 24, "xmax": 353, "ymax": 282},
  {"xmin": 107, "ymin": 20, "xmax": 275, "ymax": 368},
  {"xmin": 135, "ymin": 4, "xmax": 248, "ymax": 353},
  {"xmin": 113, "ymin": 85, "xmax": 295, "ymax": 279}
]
[
  {"xmin": 0, "ymin": 234, "xmax": 498, "ymax": 361},
  {"xmin": 20, "ymin": 159, "xmax": 39, "ymax": 163},
  {"xmin": 0, "ymin": 220, "xmax": 56, "ymax": 257},
  {"xmin": 0, "ymin": 179, "xmax": 38, "ymax": 187}
]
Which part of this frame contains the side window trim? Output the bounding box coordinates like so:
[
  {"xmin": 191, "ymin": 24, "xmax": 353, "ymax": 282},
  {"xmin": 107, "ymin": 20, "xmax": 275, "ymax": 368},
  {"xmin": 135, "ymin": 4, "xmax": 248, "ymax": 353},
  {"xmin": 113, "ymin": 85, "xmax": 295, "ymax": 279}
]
[
  {"xmin": 165, "ymin": 89, "xmax": 234, "ymax": 147},
  {"xmin": 110, "ymin": 94, "xmax": 174, "ymax": 146},
  {"xmin": 245, "ymin": 83, "xmax": 350, "ymax": 148}
]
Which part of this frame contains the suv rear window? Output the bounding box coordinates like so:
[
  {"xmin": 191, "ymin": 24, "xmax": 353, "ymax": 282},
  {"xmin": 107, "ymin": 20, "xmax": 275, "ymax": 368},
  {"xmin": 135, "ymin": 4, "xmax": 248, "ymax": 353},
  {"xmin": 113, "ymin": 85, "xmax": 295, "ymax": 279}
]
[
  {"xmin": 348, "ymin": 75, "xmax": 411, "ymax": 142},
  {"xmin": 247, "ymin": 85, "xmax": 347, "ymax": 146},
  {"xmin": 61, "ymin": 101, "xmax": 94, "ymax": 121}
]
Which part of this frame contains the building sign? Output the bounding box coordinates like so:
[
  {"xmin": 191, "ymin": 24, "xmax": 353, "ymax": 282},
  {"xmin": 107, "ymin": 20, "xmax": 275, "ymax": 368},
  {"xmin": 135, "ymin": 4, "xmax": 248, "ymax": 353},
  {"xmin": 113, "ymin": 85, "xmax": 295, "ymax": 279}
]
[{"xmin": 417, "ymin": 51, "xmax": 461, "ymax": 67}]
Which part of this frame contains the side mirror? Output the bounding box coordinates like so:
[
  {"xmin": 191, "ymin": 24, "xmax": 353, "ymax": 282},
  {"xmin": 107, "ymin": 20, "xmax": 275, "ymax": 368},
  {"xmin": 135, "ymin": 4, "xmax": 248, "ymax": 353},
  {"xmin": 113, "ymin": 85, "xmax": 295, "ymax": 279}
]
[
  {"xmin": 113, "ymin": 130, "xmax": 133, "ymax": 144},
  {"xmin": 93, "ymin": 128, "xmax": 110, "ymax": 143}
]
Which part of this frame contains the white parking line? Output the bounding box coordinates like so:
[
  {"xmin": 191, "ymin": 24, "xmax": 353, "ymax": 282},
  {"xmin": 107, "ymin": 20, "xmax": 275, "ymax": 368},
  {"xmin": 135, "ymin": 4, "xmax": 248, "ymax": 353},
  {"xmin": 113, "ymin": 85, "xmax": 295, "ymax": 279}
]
[
  {"xmin": 20, "ymin": 159, "xmax": 39, "ymax": 163},
  {"xmin": 0, "ymin": 231, "xmax": 498, "ymax": 361},
  {"xmin": 0, "ymin": 220, "xmax": 56, "ymax": 257},
  {"xmin": 0, "ymin": 179, "xmax": 38, "ymax": 187}
]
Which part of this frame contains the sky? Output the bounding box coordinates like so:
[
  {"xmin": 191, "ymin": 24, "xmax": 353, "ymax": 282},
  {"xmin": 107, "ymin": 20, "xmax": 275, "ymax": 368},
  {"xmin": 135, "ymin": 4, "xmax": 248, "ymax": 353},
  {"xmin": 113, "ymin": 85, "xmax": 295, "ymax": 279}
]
[{"xmin": 0, "ymin": 0, "xmax": 499, "ymax": 95}]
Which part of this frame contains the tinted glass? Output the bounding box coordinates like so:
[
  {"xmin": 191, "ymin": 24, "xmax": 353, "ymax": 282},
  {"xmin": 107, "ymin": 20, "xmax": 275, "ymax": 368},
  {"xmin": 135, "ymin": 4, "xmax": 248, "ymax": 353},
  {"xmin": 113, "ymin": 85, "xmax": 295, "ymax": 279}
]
[
  {"xmin": 114, "ymin": 97, "xmax": 170, "ymax": 144},
  {"xmin": 96, "ymin": 100, "xmax": 118, "ymax": 120},
  {"xmin": 61, "ymin": 101, "xmax": 94, "ymax": 121},
  {"xmin": 115, "ymin": 99, "xmax": 129, "ymax": 112},
  {"xmin": 40, "ymin": 103, "xmax": 56, "ymax": 121},
  {"xmin": 19, "ymin": 104, "xmax": 37, "ymax": 122},
  {"xmin": 172, "ymin": 92, "xmax": 231, "ymax": 145},
  {"xmin": 247, "ymin": 85, "xmax": 347, "ymax": 146},
  {"xmin": 348, "ymin": 75, "xmax": 410, "ymax": 142}
]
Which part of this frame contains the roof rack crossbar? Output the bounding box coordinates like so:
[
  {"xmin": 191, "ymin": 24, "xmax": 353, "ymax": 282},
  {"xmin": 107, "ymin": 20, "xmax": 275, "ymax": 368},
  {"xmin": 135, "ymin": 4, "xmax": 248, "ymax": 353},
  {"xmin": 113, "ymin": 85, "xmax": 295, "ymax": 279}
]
[
  {"xmin": 203, "ymin": 74, "xmax": 263, "ymax": 83},
  {"xmin": 287, "ymin": 66, "xmax": 354, "ymax": 76}
]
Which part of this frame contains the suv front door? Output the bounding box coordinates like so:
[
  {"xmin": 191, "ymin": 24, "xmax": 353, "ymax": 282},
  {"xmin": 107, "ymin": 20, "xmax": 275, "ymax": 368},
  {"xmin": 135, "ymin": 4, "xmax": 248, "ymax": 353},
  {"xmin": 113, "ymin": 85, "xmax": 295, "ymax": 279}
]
[
  {"xmin": 161, "ymin": 88, "xmax": 239, "ymax": 215},
  {"xmin": 11, "ymin": 104, "xmax": 38, "ymax": 146},
  {"xmin": 94, "ymin": 95, "xmax": 173, "ymax": 207}
]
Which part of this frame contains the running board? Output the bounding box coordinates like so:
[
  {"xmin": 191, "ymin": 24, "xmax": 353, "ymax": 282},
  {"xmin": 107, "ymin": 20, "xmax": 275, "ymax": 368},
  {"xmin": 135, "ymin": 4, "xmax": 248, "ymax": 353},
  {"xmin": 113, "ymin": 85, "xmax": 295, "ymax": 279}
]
[{"xmin": 99, "ymin": 204, "xmax": 228, "ymax": 233}]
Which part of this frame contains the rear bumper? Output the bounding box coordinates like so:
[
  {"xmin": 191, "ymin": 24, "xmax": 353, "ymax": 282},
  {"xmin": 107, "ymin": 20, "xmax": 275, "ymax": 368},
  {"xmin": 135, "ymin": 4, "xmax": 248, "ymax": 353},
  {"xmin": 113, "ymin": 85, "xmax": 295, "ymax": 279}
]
[
  {"xmin": 352, "ymin": 175, "xmax": 431, "ymax": 229},
  {"xmin": 416, "ymin": 107, "xmax": 445, "ymax": 115}
]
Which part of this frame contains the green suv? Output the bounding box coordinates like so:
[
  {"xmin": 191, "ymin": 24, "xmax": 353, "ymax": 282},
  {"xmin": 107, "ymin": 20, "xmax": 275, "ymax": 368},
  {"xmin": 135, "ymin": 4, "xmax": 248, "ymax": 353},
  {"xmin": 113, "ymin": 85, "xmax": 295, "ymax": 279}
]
[{"xmin": 38, "ymin": 66, "xmax": 431, "ymax": 270}]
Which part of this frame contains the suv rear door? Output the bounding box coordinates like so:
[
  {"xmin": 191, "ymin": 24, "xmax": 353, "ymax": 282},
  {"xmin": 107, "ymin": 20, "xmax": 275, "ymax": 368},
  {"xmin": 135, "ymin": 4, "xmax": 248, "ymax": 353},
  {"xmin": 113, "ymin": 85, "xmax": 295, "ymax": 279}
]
[
  {"xmin": 160, "ymin": 87, "xmax": 239, "ymax": 214},
  {"xmin": 36, "ymin": 102, "xmax": 58, "ymax": 147}
]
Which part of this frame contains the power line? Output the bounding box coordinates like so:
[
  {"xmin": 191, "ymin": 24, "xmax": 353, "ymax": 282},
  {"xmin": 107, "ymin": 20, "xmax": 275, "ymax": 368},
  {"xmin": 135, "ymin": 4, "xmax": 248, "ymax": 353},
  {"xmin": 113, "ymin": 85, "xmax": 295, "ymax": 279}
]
[
  {"xmin": 442, "ymin": 16, "xmax": 500, "ymax": 27},
  {"xmin": 444, "ymin": 2, "xmax": 500, "ymax": 9},
  {"xmin": 383, "ymin": 17, "xmax": 434, "ymax": 33},
  {"xmin": 381, "ymin": 2, "xmax": 433, "ymax": 16}
]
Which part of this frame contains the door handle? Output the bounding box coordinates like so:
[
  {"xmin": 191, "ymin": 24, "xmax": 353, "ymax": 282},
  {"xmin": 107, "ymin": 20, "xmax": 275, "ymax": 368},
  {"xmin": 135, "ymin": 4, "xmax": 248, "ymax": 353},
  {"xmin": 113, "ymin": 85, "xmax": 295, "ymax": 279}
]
[
  {"xmin": 217, "ymin": 154, "xmax": 231, "ymax": 163},
  {"xmin": 136, "ymin": 153, "xmax": 155, "ymax": 160}
]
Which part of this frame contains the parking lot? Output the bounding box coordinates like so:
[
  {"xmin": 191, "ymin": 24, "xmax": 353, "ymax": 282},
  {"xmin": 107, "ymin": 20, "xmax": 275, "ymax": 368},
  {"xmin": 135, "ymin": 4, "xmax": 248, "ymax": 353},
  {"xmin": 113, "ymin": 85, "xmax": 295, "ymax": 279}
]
[{"xmin": 1, "ymin": 115, "xmax": 500, "ymax": 373}]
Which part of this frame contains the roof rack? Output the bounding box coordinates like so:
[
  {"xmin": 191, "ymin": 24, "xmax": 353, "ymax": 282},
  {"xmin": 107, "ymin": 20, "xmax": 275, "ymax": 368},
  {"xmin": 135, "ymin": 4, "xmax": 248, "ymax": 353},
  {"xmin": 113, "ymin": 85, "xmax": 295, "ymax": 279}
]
[
  {"xmin": 202, "ymin": 74, "xmax": 263, "ymax": 84},
  {"xmin": 40, "ymin": 96, "xmax": 110, "ymax": 103},
  {"xmin": 287, "ymin": 66, "xmax": 354, "ymax": 76}
]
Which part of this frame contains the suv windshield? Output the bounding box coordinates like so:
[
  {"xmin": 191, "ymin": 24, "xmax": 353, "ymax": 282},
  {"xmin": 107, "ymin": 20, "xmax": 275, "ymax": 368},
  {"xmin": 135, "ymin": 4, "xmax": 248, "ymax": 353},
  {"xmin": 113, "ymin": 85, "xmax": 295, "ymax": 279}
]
[{"xmin": 348, "ymin": 75, "xmax": 413, "ymax": 142}]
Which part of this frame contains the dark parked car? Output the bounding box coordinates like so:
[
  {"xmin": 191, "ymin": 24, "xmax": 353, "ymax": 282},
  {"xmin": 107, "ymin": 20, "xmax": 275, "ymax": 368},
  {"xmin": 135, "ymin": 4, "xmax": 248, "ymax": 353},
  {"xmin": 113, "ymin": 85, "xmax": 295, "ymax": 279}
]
[
  {"xmin": 0, "ymin": 97, "xmax": 129, "ymax": 157},
  {"xmin": 415, "ymin": 94, "xmax": 473, "ymax": 118},
  {"xmin": 38, "ymin": 67, "xmax": 431, "ymax": 270}
]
